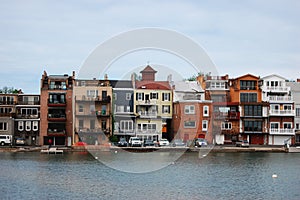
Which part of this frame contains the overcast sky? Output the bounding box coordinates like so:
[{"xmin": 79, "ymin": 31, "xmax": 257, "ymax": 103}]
[{"xmin": 0, "ymin": 0, "xmax": 299, "ymax": 94}]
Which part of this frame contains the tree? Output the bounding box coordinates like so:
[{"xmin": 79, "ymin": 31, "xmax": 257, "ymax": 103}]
[
  {"xmin": 185, "ymin": 72, "xmax": 205, "ymax": 81},
  {"xmin": 0, "ymin": 86, "xmax": 21, "ymax": 94}
]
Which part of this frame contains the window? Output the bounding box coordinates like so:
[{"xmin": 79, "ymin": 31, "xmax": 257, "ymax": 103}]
[
  {"xmin": 90, "ymin": 120, "xmax": 95, "ymax": 130},
  {"xmin": 136, "ymin": 93, "xmax": 144, "ymax": 101},
  {"xmin": 49, "ymin": 94, "xmax": 66, "ymax": 104},
  {"xmin": 126, "ymin": 106, "xmax": 130, "ymax": 112},
  {"xmin": 270, "ymin": 122, "xmax": 279, "ymax": 129},
  {"xmin": 202, "ymin": 120, "xmax": 208, "ymax": 131},
  {"xmin": 203, "ymin": 106, "xmax": 209, "ymax": 116},
  {"xmin": 79, "ymin": 105, "xmax": 84, "ymax": 113},
  {"xmin": 244, "ymin": 105, "xmax": 262, "ymax": 116},
  {"xmin": 296, "ymin": 108, "xmax": 300, "ymax": 117},
  {"xmin": 221, "ymin": 122, "xmax": 232, "ymax": 130},
  {"xmin": 0, "ymin": 122, "xmax": 7, "ymax": 131},
  {"xmin": 113, "ymin": 93, "xmax": 117, "ymax": 100},
  {"xmin": 116, "ymin": 105, "xmax": 124, "ymax": 113},
  {"xmin": 244, "ymin": 121, "xmax": 262, "ymax": 132},
  {"xmin": 162, "ymin": 105, "xmax": 170, "ymax": 114},
  {"xmin": 33, "ymin": 121, "xmax": 38, "ymax": 131},
  {"xmin": 184, "ymin": 121, "xmax": 196, "ymax": 128},
  {"xmin": 185, "ymin": 105, "xmax": 195, "ymax": 114},
  {"xmin": 240, "ymin": 80, "xmax": 256, "ymax": 90},
  {"xmin": 120, "ymin": 120, "xmax": 133, "ymax": 132},
  {"xmin": 25, "ymin": 121, "xmax": 31, "ymax": 131},
  {"xmin": 87, "ymin": 90, "xmax": 98, "ymax": 98},
  {"xmin": 150, "ymin": 92, "xmax": 158, "ymax": 99},
  {"xmin": 283, "ymin": 105, "xmax": 292, "ymax": 110},
  {"xmin": 126, "ymin": 93, "xmax": 131, "ymax": 100},
  {"xmin": 283, "ymin": 123, "xmax": 292, "ymax": 129},
  {"xmin": 162, "ymin": 93, "xmax": 170, "ymax": 101},
  {"xmin": 240, "ymin": 93, "xmax": 257, "ymax": 102},
  {"xmin": 18, "ymin": 121, "xmax": 24, "ymax": 131},
  {"xmin": 296, "ymin": 123, "xmax": 299, "ymax": 130},
  {"xmin": 79, "ymin": 120, "xmax": 84, "ymax": 129},
  {"xmin": 90, "ymin": 105, "xmax": 95, "ymax": 113}
]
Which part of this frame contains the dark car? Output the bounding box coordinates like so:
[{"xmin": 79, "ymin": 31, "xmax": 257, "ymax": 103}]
[
  {"xmin": 144, "ymin": 140, "xmax": 155, "ymax": 147},
  {"xmin": 118, "ymin": 138, "xmax": 128, "ymax": 147}
]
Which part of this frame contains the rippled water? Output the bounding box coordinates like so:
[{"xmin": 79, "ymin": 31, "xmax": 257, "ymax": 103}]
[{"xmin": 0, "ymin": 151, "xmax": 299, "ymax": 200}]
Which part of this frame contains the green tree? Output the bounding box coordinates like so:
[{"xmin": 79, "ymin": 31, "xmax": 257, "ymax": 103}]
[{"xmin": 0, "ymin": 86, "xmax": 21, "ymax": 94}]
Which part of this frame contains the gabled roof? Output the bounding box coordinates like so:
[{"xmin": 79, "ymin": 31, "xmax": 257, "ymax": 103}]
[
  {"xmin": 135, "ymin": 81, "xmax": 171, "ymax": 90},
  {"xmin": 234, "ymin": 73, "xmax": 259, "ymax": 80},
  {"xmin": 173, "ymin": 81, "xmax": 204, "ymax": 92},
  {"xmin": 140, "ymin": 65, "xmax": 157, "ymax": 73},
  {"xmin": 261, "ymin": 74, "xmax": 287, "ymax": 81}
]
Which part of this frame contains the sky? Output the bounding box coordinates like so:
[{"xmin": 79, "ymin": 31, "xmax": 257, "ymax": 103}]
[{"xmin": 0, "ymin": 0, "xmax": 299, "ymax": 94}]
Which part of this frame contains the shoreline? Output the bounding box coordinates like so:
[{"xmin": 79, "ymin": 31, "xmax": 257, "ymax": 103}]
[{"xmin": 0, "ymin": 145, "xmax": 289, "ymax": 153}]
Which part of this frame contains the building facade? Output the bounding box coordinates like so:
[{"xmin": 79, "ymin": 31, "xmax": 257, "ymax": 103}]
[
  {"xmin": 172, "ymin": 81, "xmax": 212, "ymax": 143},
  {"xmin": 134, "ymin": 66, "xmax": 173, "ymax": 141},
  {"xmin": 261, "ymin": 75, "xmax": 295, "ymax": 145},
  {"xmin": 40, "ymin": 71, "xmax": 75, "ymax": 146},
  {"xmin": 73, "ymin": 77, "xmax": 112, "ymax": 145},
  {"xmin": 14, "ymin": 94, "xmax": 40, "ymax": 145},
  {"xmin": 111, "ymin": 80, "xmax": 136, "ymax": 140},
  {"xmin": 0, "ymin": 94, "xmax": 17, "ymax": 143}
]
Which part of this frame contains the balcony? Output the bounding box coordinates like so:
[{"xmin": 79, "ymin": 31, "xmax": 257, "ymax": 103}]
[
  {"xmin": 267, "ymin": 96, "xmax": 293, "ymax": 103},
  {"xmin": 48, "ymin": 113, "xmax": 66, "ymax": 121},
  {"xmin": 16, "ymin": 114, "xmax": 39, "ymax": 119},
  {"xmin": 48, "ymin": 100, "xmax": 66, "ymax": 107},
  {"xmin": 269, "ymin": 109, "xmax": 295, "ymax": 116},
  {"xmin": 262, "ymin": 85, "xmax": 290, "ymax": 93},
  {"xmin": 75, "ymin": 95, "xmax": 111, "ymax": 103},
  {"xmin": 47, "ymin": 128, "xmax": 66, "ymax": 135},
  {"xmin": 136, "ymin": 100, "xmax": 157, "ymax": 106},
  {"xmin": 96, "ymin": 110, "xmax": 110, "ymax": 117},
  {"xmin": 0, "ymin": 100, "xmax": 16, "ymax": 105},
  {"xmin": 138, "ymin": 111, "xmax": 157, "ymax": 118},
  {"xmin": 269, "ymin": 128, "xmax": 295, "ymax": 135},
  {"xmin": 17, "ymin": 100, "xmax": 40, "ymax": 105},
  {"xmin": 213, "ymin": 111, "xmax": 240, "ymax": 120}
]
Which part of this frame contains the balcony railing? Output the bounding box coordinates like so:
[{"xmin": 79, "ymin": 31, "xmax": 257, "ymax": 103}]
[
  {"xmin": 0, "ymin": 101, "xmax": 17, "ymax": 105},
  {"xmin": 96, "ymin": 110, "xmax": 110, "ymax": 117},
  {"xmin": 269, "ymin": 109, "xmax": 295, "ymax": 116},
  {"xmin": 17, "ymin": 101, "xmax": 40, "ymax": 105},
  {"xmin": 48, "ymin": 128, "xmax": 66, "ymax": 134},
  {"xmin": 16, "ymin": 114, "xmax": 39, "ymax": 119},
  {"xmin": 262, "ymin": 86, "xmax": 290, "ymax": 93},
  {"xmin": 138, "ymin": 111, "xmax": 157, "ymax": 118},
  {"xmin": 269, "ymin": 128, "xmax": 295, "ymax": 135},
  {"xmin": 48, "ymin": 100, "xmax": 66, "ymax": 106},
  {"xmin": 213, "ymin": 111, "xmax": 240, "ymax": 120},
  {"xmin": 48, "ymin": 114, "xmax": 66, "ymax": 121},
  {"xmin": 267, "ymin": 96, "xmax": 293, "ymax": 102},
  {"xmin": 136, "ymin": 100, "xmax": 157, "ymax": 105}
]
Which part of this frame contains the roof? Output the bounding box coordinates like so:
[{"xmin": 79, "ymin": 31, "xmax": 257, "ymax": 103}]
[
  {"xmin": 233, "ymin": 73, "xmax": 259, "ymax": 80},
  {"xmin": 261, "ymin": 74, "xmax": 287, "ymax": 81},
  {"xmin": 173, "ymin": 81, "xmax": 204, "ymax": 92},
  {"xmin": 110, "ymin": 80, "xmax": 133, "ymax": 88},
  {"xmin": 140, "ymin": 65, "xmax": 157, "ymax": 73},
  {"xmin": 135, "ymin": 81, "xmax": 171, "ymax": 90}
]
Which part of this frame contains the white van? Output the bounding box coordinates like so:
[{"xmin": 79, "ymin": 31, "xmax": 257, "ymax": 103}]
[{"xmin": 0, "ymin": 135, "xmax": 12, "ymax": 146}]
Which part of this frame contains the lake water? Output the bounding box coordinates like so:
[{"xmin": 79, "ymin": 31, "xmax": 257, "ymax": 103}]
[{"xmin": 0, "ymin": 151, "xmax": 299, "ymax": 200}]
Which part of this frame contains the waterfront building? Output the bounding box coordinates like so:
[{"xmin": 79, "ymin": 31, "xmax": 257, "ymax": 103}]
[
  {"xmin": 134, "ymin": 65, "xmax": 173, "ymax": 141},
  {"xmin": 73, "ymin": 76, "xmax": 112, "ymax": 145},
  {"xmin": 229, "ymin": 74, "xmax": 269, "ymax": 145},
  {"xmin": 287, "ymin": 79, "xmax": 300, "ymax": 145},
  {"xmin": 40, "ymin": 71, "xmax": 75, "ymax": 146},
  {"xmin": 197, "ymin": 74, "xmax": 240, "ymax": 145},
  {"xmin": 111, "ymin": 80, "xmax": 136, "ymax": 140},
  {"xmin": 0, "ymin": 94, "xmax": 17, "ymax": 142},
  {"xmin": 14, "ymin": 94, "xmax": 40, "ymax": 145},
  {"xmin": 261, "ymin": 75, "xmax": 295, "ymax": 145},
  {"xmin": 171, "ymin": 81, "xmax": 213, "ymax": 143}
]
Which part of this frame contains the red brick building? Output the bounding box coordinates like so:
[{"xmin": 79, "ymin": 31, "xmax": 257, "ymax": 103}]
[{"xmin": 40, "ymin": 71, "xmax": 75, "ymax": 146}]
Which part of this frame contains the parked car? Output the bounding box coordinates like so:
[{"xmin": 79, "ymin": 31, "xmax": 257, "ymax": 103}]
[
  {"xmin": 236, "ymin": 140, "xmax": 249, "ymax": 148},
  {"xmin": 172, "ymin": 139, "xmax": 185, "ymax": 147},
  {"xmin": 158, "ymin": 138, "xmax": 170, "ymax": 147},
  {"xmin": 15, "ymin": 138, "xmax": 26, "ymax": 145},
  {"xmin": 0, "ymin": 135, "xmax": 12, "ymax": 146},
  {"xmin": 128, "ymin": 137, "xmax": 143, "ymax": 147},
  {"xmin": 195, "ymin": 138, "xmax": 208, "ymax": 147},
  {"xmin": 144, "ymin": 140, "xmax": 155, "ymax": 147},
  {"xmin": 118, "ymin": 138, "xmax": 128, "ymax": 147}
]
